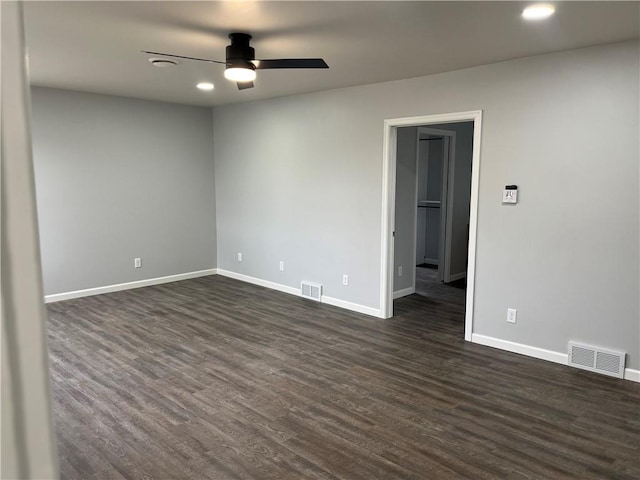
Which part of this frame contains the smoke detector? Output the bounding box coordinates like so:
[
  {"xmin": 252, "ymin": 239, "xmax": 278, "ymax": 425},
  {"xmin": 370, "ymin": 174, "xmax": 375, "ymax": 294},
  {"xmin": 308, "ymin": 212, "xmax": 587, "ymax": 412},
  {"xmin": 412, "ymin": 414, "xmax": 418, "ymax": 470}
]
[{"xmin": 149, "ymin": 58, "xmax": 178, "ymax": 68}]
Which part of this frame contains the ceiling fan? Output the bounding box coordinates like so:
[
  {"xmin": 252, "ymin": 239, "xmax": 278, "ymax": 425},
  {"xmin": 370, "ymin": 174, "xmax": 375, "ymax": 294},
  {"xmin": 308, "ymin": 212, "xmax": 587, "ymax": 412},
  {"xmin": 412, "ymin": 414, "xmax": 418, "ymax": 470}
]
[{"xmin": 143, "ymin": 33, "xmax": 329, "ymax": 90}]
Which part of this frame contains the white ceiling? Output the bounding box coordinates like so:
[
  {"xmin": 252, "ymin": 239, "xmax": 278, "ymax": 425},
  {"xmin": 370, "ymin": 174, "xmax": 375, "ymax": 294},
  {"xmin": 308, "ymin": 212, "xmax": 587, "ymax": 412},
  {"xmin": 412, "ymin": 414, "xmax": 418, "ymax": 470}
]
[{"xmin": 24, "ymin": 1, "xmax": 639, "ymax": 107}]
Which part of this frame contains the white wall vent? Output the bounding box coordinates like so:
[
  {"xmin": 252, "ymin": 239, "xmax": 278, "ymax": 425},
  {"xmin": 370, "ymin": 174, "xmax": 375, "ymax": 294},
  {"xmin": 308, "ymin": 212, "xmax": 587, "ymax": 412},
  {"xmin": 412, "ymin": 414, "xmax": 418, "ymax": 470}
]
[
  {"xmin": 568, "ymin": 342, "xmax": 625, "ymax": 379},
  {"xmin": 300, "ymin": 281, "xmax": 322, "ymax": 302}
]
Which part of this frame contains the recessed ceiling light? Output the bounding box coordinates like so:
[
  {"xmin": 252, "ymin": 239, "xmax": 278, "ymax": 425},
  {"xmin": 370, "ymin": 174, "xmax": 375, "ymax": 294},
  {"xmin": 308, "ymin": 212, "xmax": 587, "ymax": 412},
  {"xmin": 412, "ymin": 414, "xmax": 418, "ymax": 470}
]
[
  {"xmin": 149, "ymin": 58, "xmax": 178, "ymax": 68},
  {"xmin": 196, "ymin": 82, "xmax": 215, "ymax": 91},
  {"xmin": 522, "ymin": 4, "xmax": 555, "ymax": 20}
]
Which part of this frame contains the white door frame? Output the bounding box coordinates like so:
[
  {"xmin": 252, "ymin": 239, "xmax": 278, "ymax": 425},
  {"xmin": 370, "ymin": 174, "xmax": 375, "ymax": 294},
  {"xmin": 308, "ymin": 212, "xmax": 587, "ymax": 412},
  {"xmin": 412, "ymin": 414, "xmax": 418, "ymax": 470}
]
[
  {"xmin": 417, "ymin": 127, "xmax": 457, "ymax": 283},
  {"xmin": 380, "ymin": 110, "xmax": 482, "ymax": 342}
]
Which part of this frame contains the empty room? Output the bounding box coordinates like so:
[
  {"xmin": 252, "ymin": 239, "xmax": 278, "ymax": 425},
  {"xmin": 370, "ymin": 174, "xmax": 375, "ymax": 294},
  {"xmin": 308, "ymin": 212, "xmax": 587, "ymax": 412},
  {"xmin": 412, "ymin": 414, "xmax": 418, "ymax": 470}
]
[{"xmin": 2, "ymin": 1, "xmax": 639, "ymax": 479}]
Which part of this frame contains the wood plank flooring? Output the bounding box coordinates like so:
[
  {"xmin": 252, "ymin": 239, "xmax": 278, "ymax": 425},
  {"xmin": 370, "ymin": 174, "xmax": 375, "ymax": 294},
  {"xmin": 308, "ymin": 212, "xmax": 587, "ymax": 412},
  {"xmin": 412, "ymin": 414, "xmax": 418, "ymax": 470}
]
[
  {"xmin": 46, "ymin": 275, "xmax": 640, "ymax": 479},
  {"xmin": 414, "ymin": 265, "xmax": 466, "ymax": 306}
]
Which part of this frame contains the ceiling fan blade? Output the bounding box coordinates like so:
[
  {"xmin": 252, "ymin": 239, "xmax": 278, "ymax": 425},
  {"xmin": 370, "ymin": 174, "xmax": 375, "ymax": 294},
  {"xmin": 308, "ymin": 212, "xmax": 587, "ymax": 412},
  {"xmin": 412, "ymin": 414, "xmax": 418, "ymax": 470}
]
[
  {"xmin": 141, "ymin": 51, "xmax": 226, "ymax": 65},
  {"xmin": 253, "ymin": 59, "xmax": 329, "ymax": 70},
  {"xmin": 237, "ymin": 81, "xmax": 254, "ymax": 90}
]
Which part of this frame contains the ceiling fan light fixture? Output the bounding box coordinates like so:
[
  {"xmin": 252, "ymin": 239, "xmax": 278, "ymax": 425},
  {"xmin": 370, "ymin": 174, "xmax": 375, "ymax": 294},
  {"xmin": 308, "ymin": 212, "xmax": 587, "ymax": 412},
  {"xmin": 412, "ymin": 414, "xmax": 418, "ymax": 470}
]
[
  {"xmin": 145, "ymin": 31, "xmax": 327, "ymax": 91},
  {"xmin": 224, "ymin": 66, "xmax": 257, "ymax": 82},
  {"xmin": 522, "ymin": 4, "xmax": 555, "ymax": 20}
]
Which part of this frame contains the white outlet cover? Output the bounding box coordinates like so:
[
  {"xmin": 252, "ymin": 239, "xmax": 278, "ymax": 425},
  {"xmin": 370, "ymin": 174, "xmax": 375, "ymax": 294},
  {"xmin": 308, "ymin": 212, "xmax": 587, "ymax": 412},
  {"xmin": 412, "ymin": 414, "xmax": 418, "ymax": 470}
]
[
  {"xmin": 343, "ymin": 275, "xmax": 349, "ymax": 286},
  {"xmin": 398, "ymin": 266, "xmax": 403, "ymax": 277},
  {"xmin": 507, "ymin": 308, "xmax": 517, "ymax": 323},
  {"xmin": 237, "ymin": 253, "xmax": 242, "ymax": 262},
  {"xmin": 279, "ymin": 261, "xmax": 284, "ymax": 271}
]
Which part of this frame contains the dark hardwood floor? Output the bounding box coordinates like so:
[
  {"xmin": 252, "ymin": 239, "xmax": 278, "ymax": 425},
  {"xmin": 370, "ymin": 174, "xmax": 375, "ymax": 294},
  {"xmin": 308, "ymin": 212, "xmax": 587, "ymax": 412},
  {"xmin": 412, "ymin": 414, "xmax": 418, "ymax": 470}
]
[
  {"xmin": 414, "ymin": 265, "xmax": 466, "ymax": 308},
  {"xmin": 47, "ymin": 275, "xmax": 640, "ymax": 479}
]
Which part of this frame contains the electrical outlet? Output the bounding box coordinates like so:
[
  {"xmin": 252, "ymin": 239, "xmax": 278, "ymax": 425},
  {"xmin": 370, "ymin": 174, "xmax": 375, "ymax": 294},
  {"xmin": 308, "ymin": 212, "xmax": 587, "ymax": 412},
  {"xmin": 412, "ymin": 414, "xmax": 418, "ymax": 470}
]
[
  {"xmin": 507, "ymin": 308, "xmax": 517, "ymax": 324},
  {"xmin": 279, "ymin": 261, "xmax": 284, "ymax": 272},
  {"xmin": 398, "ymin": 266, "xmax": 403, "ymax": 277},
  {"xmin": 237, "ymin": 252, "xmax": 242, "ymax": 262},
  {"xmin": 134, "ymin": 257, "xmax": 141, "ymax": 268},
  {"xmin": 342, "ymin": 274, "xmax": 349, "ymax": 286}
]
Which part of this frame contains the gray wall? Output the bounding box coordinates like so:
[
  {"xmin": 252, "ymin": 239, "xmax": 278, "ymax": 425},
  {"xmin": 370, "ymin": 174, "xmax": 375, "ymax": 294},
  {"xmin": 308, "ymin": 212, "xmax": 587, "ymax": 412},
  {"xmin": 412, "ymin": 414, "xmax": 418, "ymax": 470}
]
[
  {"xmin": 393, "ymin": 126, "xmax": 418, "ymax": 292},
  {"xmin": 213, "ymin": 41, "xmax": 639, "ymax": 369},
  {"xmin": 31, "ymin": 87, "xmax": 216, "ymax": 295}
]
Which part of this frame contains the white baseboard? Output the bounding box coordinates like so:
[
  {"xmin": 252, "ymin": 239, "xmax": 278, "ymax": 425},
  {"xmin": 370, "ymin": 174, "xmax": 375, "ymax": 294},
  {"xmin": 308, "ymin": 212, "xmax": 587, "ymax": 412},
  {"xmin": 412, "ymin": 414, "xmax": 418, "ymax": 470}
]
[
  {"xmin": 215, "ymin": 269, "xmax": 299, "ymax": 296},
  {"xmin": 624, "ymin": 369, "xmax": 640, "ymax": 383},
  {"xmin": 471, "ymin": 334, "xmax": 568, "ymax": 365},
  {"xmin": 44, "ymin": 269, "xmax": 217, "ymax": 303},
  {"xmin": 471, "ymin": 334, "xmax": 639, "ymax": 383},
  {"xmin": 393, "ymin": 287, "xmax": 415, "ymax": 299},
  {"xmin": 216, "ymin": 269, "xmax": 383, "ymax": 318},
  {"xmin": 321, "ymin": 295, "xmax": 384, "ymax": 318},
  {"xmin": 447, "ymin": 272, "xmax": 466, "ymax": 282}
]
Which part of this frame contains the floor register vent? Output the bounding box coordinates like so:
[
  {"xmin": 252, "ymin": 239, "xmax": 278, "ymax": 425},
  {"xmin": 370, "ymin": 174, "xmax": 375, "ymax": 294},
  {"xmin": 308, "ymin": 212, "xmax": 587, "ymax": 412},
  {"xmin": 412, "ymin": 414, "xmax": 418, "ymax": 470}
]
[
  {"xmin": 568, "ymin": 342, "xmax": 625, "ymax": 379},
  {"xmin": 301, "ymin": 281, "xmax": 322, "ymax": 302}
]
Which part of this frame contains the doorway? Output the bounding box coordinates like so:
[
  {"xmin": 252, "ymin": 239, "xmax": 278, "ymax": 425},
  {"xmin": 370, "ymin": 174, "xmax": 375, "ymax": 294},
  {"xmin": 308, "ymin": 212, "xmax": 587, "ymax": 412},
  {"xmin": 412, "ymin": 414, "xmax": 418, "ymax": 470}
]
[
  {"xmin": 416, "ymin": 127, "xmax": 454, "ymax": 283},
  {"xmin": 414, "ymin": 125, "xmax": 469, "ymax": 314},
  {"xmin": 380, "ymin": 111, "xmax": 482, "ymax": 341}
]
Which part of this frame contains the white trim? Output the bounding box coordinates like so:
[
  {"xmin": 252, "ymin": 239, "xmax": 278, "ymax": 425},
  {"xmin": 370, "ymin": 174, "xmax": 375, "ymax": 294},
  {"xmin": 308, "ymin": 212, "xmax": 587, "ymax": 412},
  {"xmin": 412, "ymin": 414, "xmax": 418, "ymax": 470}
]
[
  {"xmin": 44, "ymin": 269, "xmax": 217, "ymax": 303},
  {"xmin": 381, "ymin": 110, "xmax": 483, "ymax": 345},
  {"xmin": 411, "ymin": 132, "xmax": 420, "ymax": 297},
  {"xmin": 380, "ymin": 119, "xmax": 397, "ymax": 321},
  {"xmin": 321, "ymin": 295, "xmax": 383, "ymax": 318},
  {"xmin": 447, "ymin": 271, "xmax": 466, "ymax": 282},
  {"xmin": 216, "ymin": 269, "xmax": 299, "ymax": 296},
  {"xmin": 471, "ymin": 334, "xmax": 568, "ymax": 365},
  {"xmin": 393, "ymin": 287, "xmax": 415, "ymax": 299},
  {"xmin": 216, "ymin": 269, "xmax": 383, "ymax": 318},
  {"xmin": 471, "ymin": 334, "xmax": 639, "ymax": 383},
  {"xmin": 624, "ymin": 369, "xmax": 640, "ymax": 383},
  {"xmin": 464, "ymin": 112, "xmax": 483, "ymax": 342}
]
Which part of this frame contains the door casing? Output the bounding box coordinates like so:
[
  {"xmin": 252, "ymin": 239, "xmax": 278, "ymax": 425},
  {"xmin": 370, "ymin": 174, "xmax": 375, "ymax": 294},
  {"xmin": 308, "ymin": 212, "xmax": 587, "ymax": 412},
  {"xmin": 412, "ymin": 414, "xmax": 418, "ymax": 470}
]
[{"xmin": 380, "ymin": 110, "xmax": 482, "ymax": 342}]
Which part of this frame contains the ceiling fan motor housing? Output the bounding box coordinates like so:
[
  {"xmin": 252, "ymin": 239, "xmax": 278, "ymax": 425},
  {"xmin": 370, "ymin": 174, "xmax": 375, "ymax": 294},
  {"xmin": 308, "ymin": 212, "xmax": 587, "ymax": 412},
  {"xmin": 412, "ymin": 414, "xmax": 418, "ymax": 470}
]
[{"xmin": 226, "ymin": 33, "xmax": 255, "ymax": 70}]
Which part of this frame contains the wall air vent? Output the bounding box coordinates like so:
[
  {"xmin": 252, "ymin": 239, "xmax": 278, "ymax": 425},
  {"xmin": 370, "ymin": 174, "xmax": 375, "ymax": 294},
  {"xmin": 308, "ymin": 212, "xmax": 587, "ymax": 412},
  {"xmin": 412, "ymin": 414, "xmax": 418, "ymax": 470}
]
[
  {"xmin": 300, "ymin": 281, "xmax": 322, "ymax": 302},
  {"xmin": 568, "ymin": 342, "xmax": 625, "ymax": 379}
]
